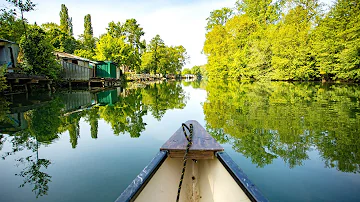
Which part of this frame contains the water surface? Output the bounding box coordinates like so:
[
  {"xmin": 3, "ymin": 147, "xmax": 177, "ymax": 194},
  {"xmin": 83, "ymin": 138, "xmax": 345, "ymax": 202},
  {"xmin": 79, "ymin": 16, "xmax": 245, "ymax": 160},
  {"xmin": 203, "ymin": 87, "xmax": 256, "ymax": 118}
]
[{"xmin": 0, "ymin": 81, "xmax": 359, "ymax": 202}]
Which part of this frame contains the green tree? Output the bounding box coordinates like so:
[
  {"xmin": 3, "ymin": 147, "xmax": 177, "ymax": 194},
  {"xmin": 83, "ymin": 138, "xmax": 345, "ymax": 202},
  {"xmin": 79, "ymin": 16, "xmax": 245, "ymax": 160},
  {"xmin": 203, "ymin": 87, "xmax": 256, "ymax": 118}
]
[
  {"xmin": 68, "ymin": 17, "xmax": 73, "ymax": 36},
  {"xmin": 182, "ymin": 68, "xmax": 191, "ymax": 75},
  {"xmin": 204, "ymin": 80, "xmax": 360, "ymax": 172},
  {"xmin": 141, "ymin": 35, "xmax": 165, "ymax": 73},
  {"xmin": 20, "ymin": 26, "xmax": 61, "ymax": 79},
  {"xmin": 6, "ymin": 0, "xmax": 36, "ymax": 34},
  {"xmin": 141, "ymin": 82, "xmax": 187, "ymax": 120},
  {"xmin": 0, "ymin": 9, "xmax": 26, "ymax": 42},
  {"xmin": 206, "ymin": 7, "xmax": 234, "ymax": 31},
  {"xmin": 95, "ymin": 33, "xmax": 132, "ymax": 66},
  {"xmin": 42, "ymin": 22, "xmax": 78, "ymax": 53},
  {"xmin": 235, "ymin": 0, "xmax": 282, "ymax": 25},
  {"xmin": 191, "ymin": 65, "xmax": 201, "ymax": 77},
  {"xmin": 0, "ymin": 65, "xmax": 8, "ymax": 91},
  {"xmin": 85, "ymin": 107, "xmax": 99, "ymax": 139},
  {"xmin": 106, "ymin": 19, "xmax": 146, "ymax": 71},
  {"xmin": 312, "ymin": 0, "xmax": 360, "ymax": 82},
  {"xmin": 59, "ymin": 4, "xmax": 71, "ymax": 35},
  {"xmin": 3, "ymin": 98, "xmax": 64, "ymax": 197},
  {"xmin": 203, "ymin": 0, "xmax": 344, "ymax": 82},
  {"xmin": 74, "ymin": 49, "xmax": 95, "ymax": 61},
  {"xmin": 99, "ymin": 88, "xmax": 147, "ymax": 137},
  {"xmin": 141, "ymin": 35, "xmax": 188, "ymax": 74},
  {"xmin": 82, "ymin": 14, "xmax": 95, "ymax": 51}
]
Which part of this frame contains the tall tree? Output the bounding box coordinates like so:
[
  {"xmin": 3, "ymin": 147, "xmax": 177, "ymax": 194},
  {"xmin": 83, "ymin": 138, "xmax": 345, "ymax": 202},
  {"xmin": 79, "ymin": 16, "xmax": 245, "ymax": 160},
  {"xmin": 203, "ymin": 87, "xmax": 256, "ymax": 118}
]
[
  {"xmin": 6, "ymin": 0, "xmax": 36, "ymax": 34},
  {"xmin": 141, "ymin": 35, "xmax": 165, "ymax": 73},
  {"xmin": 68, "ymin": 17, "xmax": 73, "ymax": 36},
  {"xmin": 59, "ymin": 4, "xmax": 70, "ymax": 34},
  {"xmin": 312, "ymin": 0, "xmax": 360, "ymax": 82},
  {"xmin": 106, "ymin": 19, "xmax": 146, "ymax": 71},
  {"xmin": 83, "ymin": 14, "xmax": 95, "ymax": 50},
  {"xmin": 206, "ymin": 7, "xmax": 234, "ymax": 31},
  {"xmin": 141, "ymin": 35, "xmax": 188, "ymax": 74},
  {"xmin": 236, "ymin": 0, "xmax": 282, "ymax": 25}
]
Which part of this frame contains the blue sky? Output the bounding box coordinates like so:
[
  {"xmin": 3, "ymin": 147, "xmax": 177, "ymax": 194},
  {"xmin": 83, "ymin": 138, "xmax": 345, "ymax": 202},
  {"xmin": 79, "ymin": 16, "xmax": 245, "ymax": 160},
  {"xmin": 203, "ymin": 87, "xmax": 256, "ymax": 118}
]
[{"xmin": 1, "ymin": 0, "xmax": 334, "ymax": 68}]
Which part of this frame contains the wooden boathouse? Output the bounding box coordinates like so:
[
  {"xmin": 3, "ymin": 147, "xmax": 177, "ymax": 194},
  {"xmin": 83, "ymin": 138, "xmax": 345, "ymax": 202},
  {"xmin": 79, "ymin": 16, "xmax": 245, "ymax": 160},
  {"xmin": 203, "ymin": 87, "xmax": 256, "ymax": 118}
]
[{"xmin": 55, "ymin": 51, "xmax": 123, "ymax": 88}]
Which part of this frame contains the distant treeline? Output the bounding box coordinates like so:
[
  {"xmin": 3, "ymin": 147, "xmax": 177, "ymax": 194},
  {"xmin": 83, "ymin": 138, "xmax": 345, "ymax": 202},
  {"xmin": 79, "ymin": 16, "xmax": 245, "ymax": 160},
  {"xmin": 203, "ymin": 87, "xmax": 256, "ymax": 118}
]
[
  {"xmin": 0, "ymin": 1, "xmax": 188, "ymax": 81},
  {"xmin": 203, "ymin": 0, "xmax": 360, "ymax": 82}
]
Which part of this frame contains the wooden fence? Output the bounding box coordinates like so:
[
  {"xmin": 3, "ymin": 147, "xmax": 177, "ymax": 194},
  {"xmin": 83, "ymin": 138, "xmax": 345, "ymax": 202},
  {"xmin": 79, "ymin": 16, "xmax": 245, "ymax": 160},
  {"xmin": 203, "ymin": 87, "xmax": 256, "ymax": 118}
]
[
  {"xmin": 59, "ymin": 91, "xmax": 94, "ymax": 112},
  {"xmin": 61, "ymin": 60, "xmax": 93, "ymax": 81}
]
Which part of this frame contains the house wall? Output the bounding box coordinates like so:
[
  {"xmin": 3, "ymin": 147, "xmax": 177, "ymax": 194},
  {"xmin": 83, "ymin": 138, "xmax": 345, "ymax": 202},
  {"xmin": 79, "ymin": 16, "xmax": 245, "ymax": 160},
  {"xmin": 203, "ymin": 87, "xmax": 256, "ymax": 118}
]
[
  {"xmin": 9, "ymin": 43, "xmax": 19, "ymax": 67},
  {"xmin": 78, "ymin": 60, "xmax": 89, "ymax": 68},
  {"xmin": 0, "ymin": 46, "xmax": 6, "ymax": 66},
  {"xmin": 0, "ymin": 43, "xmax": 19, "ymax": 67},
  {"xmin": 61, "ymin": 60, "xmax": 92, "ymax": 81}
]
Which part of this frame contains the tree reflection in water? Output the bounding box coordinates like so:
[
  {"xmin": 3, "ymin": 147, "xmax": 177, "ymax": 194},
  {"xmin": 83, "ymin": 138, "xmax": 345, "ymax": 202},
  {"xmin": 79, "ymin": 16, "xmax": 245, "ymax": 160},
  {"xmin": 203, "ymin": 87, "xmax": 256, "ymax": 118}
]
[
  {"xmin": 0, "ymin": 81, "xmax": 188, "ymax": 198},
  {"xmin": 204, "ymin": 81, "xmax": 360, "ymax": 173},
  {"xmin": 2, "ymin": 98, "xmax": 63, "ymax": 197}
]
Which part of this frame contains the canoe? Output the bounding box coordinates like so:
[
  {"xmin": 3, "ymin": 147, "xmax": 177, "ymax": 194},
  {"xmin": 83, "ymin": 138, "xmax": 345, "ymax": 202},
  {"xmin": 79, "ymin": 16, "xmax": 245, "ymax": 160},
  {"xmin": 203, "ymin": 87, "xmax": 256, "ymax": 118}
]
[{"xmin": 115, "ymin": 120, "xmax": 268, "ymax": 202}]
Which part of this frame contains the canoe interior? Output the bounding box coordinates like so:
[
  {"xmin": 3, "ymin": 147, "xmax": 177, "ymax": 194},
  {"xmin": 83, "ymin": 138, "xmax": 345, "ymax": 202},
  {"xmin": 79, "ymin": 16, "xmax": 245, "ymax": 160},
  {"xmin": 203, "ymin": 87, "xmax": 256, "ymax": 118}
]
[
  {"xmin": 115, "ymin": 120, "xmax": 267, "ymax": 202},
  {"xmin": 135, "ymin": 156, "xmax": 251, "ymax": 202}
]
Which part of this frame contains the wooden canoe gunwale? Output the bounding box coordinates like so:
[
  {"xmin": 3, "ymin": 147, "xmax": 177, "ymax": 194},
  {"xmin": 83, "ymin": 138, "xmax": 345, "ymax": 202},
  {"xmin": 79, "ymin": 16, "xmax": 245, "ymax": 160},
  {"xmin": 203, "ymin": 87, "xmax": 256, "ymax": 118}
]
[
  {"xmin": 216, "ymin": 152, "xmax": 269, "ymax": 202},
  {"xmin": 116, "ymin": 120, "xmax": 269, "ymax": 202},
  {"xmin": 115, "ymin": 151, "xmax": 168, "ymax": 202}
]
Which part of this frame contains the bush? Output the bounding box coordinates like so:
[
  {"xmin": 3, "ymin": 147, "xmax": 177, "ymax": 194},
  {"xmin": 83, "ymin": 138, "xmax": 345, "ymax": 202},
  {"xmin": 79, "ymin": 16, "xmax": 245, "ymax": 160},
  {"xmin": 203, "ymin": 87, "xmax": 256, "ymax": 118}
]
[{"xmin": 20, "ymin": 26, "xmax": 61, "ymax": 79}]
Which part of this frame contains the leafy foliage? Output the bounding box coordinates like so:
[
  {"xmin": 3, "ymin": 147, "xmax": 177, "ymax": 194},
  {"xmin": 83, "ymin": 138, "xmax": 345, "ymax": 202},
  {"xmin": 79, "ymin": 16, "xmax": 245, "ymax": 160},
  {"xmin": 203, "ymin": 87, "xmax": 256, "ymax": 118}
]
[
  {"xmin": 95, "ymin": 34, "xmax": 132, "ymax": 65},
  {"xmin": 206, "ymin": 7, "xmax": 234, "ymax": 31},
  {"xmin": 0, "ymin": 9, "xmax": 26, "ymax": 43},
  {"xmin": 74, "ymin": 49, "xmax": 95, "ymax": 61},
  {"xmin": 182, "ymin": 68, "xmax": 191, "ymax": 75},
  {"xmin": 59, "ymin": 4, "xmax": 71, "ymax": 35},
  {"xmin": 41, "ymin": 22, "xmax": 78, "ymax": 53},
  {"xmin": 19, "ymin": 26, "xmax": 61, "ymax": 79},
  {"xmin": 204, "ymin": 80, "xmax": 360, "ymax": 172},
  {"xmin": 6, "ymin": 0, "xmax": 36, "ymax": 33},
  {"xmin": 141, "ymin": 35, "xmax": 188, "ymax": 74},
  {"xmin": 0, "ymin": 65, "xmax": 8, "ymax": 91},
  {"xmin": 81, "ymin": 14, "xmax": 95, "ymax": 51},
  {"xmin": 204, "ymin": 0, "xmax": 360, "ymax": 82}
]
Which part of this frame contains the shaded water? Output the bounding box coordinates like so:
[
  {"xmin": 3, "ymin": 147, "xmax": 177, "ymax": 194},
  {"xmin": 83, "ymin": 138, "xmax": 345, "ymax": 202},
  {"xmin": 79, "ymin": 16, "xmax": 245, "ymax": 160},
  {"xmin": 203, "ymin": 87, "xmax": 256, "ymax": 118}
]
[{"xmin": 0, "ymin": 81, "xmax": 359, "ymax": 202}]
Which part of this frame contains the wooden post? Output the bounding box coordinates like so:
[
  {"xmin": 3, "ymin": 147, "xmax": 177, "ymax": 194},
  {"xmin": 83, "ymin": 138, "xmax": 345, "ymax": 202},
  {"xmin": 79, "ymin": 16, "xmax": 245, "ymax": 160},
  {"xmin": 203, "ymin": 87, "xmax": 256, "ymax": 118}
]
[{"xmin": 27, "ymin": 84, "xmax": 31, "ymax": 93}]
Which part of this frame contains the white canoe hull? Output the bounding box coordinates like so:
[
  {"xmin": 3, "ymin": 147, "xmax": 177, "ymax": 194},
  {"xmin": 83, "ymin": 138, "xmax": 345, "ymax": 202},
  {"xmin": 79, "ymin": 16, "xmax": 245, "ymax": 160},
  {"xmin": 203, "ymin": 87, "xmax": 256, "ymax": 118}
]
[
  {"xmin": 116, "ymin": 121, "xmax": 267, "ymax": 202},
  {"xmin": 136, "ymin": 157, "xmax": 251, "ymax": 202}
]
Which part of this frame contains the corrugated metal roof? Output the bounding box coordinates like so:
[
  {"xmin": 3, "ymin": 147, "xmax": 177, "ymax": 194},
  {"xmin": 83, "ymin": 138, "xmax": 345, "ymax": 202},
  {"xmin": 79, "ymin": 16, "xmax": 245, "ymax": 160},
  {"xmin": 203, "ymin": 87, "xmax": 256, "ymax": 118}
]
[
  {"xmin": 54, "ymin": 51, "xmax": 98, "ymax": 64},
  {"xmin": 0, "ymin": 38, "xmax": 17, "ymax": 44}
]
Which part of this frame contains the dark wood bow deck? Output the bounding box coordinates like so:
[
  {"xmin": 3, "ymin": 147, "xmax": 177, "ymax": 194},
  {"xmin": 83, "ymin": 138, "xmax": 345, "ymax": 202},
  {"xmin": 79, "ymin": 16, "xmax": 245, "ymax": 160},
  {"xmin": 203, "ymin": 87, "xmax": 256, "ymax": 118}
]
[{"xmin": 160, "ymin": 120, "xmax": 223, "ymax": 159}]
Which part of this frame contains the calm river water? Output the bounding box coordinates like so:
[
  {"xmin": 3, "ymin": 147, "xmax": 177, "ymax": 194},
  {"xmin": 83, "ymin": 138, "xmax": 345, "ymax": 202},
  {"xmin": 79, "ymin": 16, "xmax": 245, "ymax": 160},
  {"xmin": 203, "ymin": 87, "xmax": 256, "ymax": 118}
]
[{"xmin": 0, "ymin": 81, "xmax": 359, "ymax": 202}]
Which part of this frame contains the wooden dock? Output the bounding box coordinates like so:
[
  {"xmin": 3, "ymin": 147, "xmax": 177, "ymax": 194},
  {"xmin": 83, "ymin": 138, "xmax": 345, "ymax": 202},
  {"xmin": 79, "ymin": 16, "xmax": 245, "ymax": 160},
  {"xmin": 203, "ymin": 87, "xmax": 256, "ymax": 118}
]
[{"xmin": 5, "ymin": 73, "xmax": 53, "ymax": 93}]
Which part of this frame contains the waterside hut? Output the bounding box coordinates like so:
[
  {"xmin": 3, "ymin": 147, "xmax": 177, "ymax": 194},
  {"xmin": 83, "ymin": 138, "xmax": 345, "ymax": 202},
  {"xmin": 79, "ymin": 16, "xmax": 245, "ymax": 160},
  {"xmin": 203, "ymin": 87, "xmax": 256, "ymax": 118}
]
[{"xmin": 0, "ymin": 39, "xmax": 19, "ymax": 72}]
